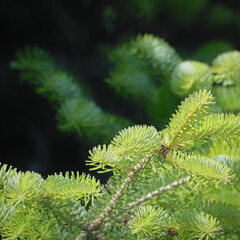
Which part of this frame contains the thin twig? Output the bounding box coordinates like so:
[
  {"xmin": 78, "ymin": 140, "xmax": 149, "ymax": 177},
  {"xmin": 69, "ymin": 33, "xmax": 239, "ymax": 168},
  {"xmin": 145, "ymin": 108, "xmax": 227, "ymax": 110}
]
[
  {"xmin": 87, "ymin": 154, "xmax": 153, "ymax": 231},
  {"xmin": 124, "ymin": 176, "xmax": 190, "ymax": 214}
]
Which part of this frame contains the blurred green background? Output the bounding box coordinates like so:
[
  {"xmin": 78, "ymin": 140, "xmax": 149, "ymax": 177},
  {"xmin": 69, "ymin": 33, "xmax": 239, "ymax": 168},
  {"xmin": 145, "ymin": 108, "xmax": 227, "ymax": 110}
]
[{"xmin": 1, "ymin": 0, "xmax": 240, "ymax": 181}]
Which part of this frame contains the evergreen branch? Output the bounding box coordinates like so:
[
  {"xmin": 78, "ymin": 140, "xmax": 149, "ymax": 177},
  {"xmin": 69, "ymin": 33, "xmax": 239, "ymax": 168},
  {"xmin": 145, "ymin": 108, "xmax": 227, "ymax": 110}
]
[
  {"xmin": 204, "ymin": 187, "xmax": 240, "ymax": 209},
  {"xmin": 37, "ymin": 71, "xmax": 82, "ymax": 103},
  {"xmin": 112, "ymin": 175, "xmax": 190, "ymax": 228},
  {"xmin": 105, "ymin": 34, "xmax": 182, "ymax": 127},
  {"xmin": 87, "ymin": 125, "xmax": 161, "ymax": 171},
  {"xmin": 214, "ymin": 86, "xmax": 240, "ymax": 112},
  {"xmin": 164, "ymin": 90, "xmax": 214, "ymax": 148},
  {"xmin": 211, "ymin": 51, "xmax": 240, "ymax": 86},
  {"xmin": 213, "ymin": 72, "xmax": 240, "ymax": 86},
  {"xmin": 129, "ymin": 206, "xmax": 170, "ymax": 239},
  {"xmin": 211, "ymin": 155, "xmax": 240, "ymax": 186},
  {"xmin": 10, "ymin": 47, "xmax": 130, "ymax": 141},
  {"xmin": 1, "ymin": 205, "xmax": 61, "ymax": 240},
  {"xmin": 106, "ymin": 45, "xmax": 156, "ymax": 104},
  {"xmin": 167, "ymin": 151, "xmax": 234, "ymax": 185},
  {"xmin": 41, "ymin": 198, "xmax": 87, "ymax": 228},
  {"xmin": 203, "ymin": 137, "xmax": 240, "ymax": 160},
  {"xmin": 109, "ymin": 125, "xmax": 161, "ymax": 165},
  {"xmin": 211, "ymin": 50, "xmax": 240, "ymax": 75},
  {"xmin": 87, "ymin": 154, "xmax": 153, "ymax": 231},
  {"xmin": 197, "ymin": 200, "xmax": 240, "ymax": 229},
  {"xmin": 10, "ymin": 46, "xmax": 54, "ymax": 75},
  {"xmin": 190, "ymin": 113, "xmax": 240, "ymax": 140},
  {"xmin": 174, "ymin": 210, "xmax": 222, "ymax": 239},
  {"xmin": 4, "ymin": 171, "xmax": 45, "ymax": 205},
  {"xmin": 86, "ymin": 145, "xmax": 115, "ymax": 172},
  {"xmin": 45, "ymin": 172, "xmax": 103, "ymax": 204},
  {"xmin": 131, "ymin": 34, "xmax": 182, "ymax": 78},
  {"xmin": 1, "ymin": 208, "xmax": 37, "ymax": 239},
  {"xmin": 0, "ymin": 163, "xmax": 17, "ymax": 190},
  {"xmin": 57, "ymin": 98, "xmax": 107, "ymax": 136},
  {"xmin": 170, "ymin": 61, "xmax": 212, "ymax": 97},
  {"xmin": 124, "ymin": 176, "xmax": 190, "ymax": 213},
  {"xmin": 0, "ymin": 198, "xmax": 12, "ymax": 225}
]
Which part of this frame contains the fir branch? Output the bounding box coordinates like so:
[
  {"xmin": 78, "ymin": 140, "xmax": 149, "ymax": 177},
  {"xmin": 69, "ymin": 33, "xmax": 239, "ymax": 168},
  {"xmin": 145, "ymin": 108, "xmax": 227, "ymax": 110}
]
[
  {"xmin": 211, "ymin": 50, "xmax": 240, "ymax": 87},
  {"xmin": 87, "ymin": 125, "xmax": 161, "ymax": 171},
  {"xmin": 112, "ymin": 176, "xmax": 190, "ymax": 229},
  {"xmin": 197, "ymin": 200, "xmax": 240, "ymax": 229},
  {"xmin": 189, "ymin": 113, "xmax": 240, "ymax": 140},
  {"xmin": 131, "ymin": 34, "xmax": 182, "ymax": 78},
  {"xmin": 124, "ymin": 176, "xmax": 190, "ymax": 213},
  {"xmin": 167, "ymin": 150, "xmax": 234, "ymax": 186},
  {"xmin": 174, "ymin": 210, "xmax": 222, "ymax": 239},
  {"xmin": 10, "ymin": 47, "xmax": 130, "ymax": 142},
  {"xmin": 57, "ymin": 98, "xmax": 107, "ymax": 136},
  {"xmin": 163, "ymin": 90, "xmax": 214, "ymax": 148},
  {"xmin": 129, "ymin": 206, "xmax": 170, "ymax": 239},
  {"xmin": 45, "ymin": 172, "xmax": 103, "ymax": 205},
  {"xmin": 211, "ymin": 50, "xmax": 240, "ymax": 75},
  {"xmin": 87, "ymin": 154, "xmax": 153, "ymax": 231},
  {"xmin": 10, "ymin": 46, "xmax": 54, "ymax": 76},
  {"xmin": 0, "ymin": 198, "xmax": 12, "ymax": 225},
  {"xmin": 0, "ymin": 204, "xmax": 61, "ymax": 240},
  {"xmin": 40, "ymin": 198, "xmax": 87, "ymax": 228},
  {"xmin": 37, "ymin": 71, "xmax": 82, "ymax": 103},
  {"xmin": 170, "ymin": 61, "xmax": 212, "ymax": 97},
  {"xmin": 214, "ymin": 86, "xmax": 240, "ymax": 112},
  {"xmin": 4, "ymin": 171, "xmax": 45, "ymax": 205},
  {"xmin": 0, "ymin": 163, "xmax": 17, "ymax": 190},
  {"xmin": 106, "ymin": 45, "xmax": 155, "ymax": 104},
  {"xmin": 203, "ymin": 137, "xmax": 240, "ymax": 160}
]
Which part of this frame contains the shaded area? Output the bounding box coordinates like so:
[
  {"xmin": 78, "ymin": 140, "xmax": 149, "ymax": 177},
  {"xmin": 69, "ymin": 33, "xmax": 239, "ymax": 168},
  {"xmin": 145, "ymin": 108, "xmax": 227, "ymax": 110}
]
[{"xmin": 1, "ymin": 0, "xmax": 240, "ymax": 181}]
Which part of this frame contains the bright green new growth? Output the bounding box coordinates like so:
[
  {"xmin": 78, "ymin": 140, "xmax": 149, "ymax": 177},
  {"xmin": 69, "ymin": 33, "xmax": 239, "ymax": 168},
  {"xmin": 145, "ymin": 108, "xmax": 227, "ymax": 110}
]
[
  {"xmin": 46, "ymin": 172, "xmax": 103, "ymax": 203},
  {"xmin": 5, "ymin": 172, "xmax": 45, "ymax": 205},
  {"xmin": 129, "ymin": 206, "xmax": 169, "ymax": 238},
  {"xmin": 168, "ymin": 151, "xmax": 234, "ymax": 185},
  {"xmin": 2, "ymin": 87, "xmax": 240, "ymax": 237},
  {"xmin": 87, "ymin": 125, "xmax": 161, "ymax": 172},
  {"xmin": 163, "ymin": 90, "xmax": 214, "ymax": 148},
  {"xmin": 0, "ymin": 166, "xmax": 102, "ymax": 239},
  {"xmin": 80, "ymin": 90, "xmax": 240, "ymax": 239}
]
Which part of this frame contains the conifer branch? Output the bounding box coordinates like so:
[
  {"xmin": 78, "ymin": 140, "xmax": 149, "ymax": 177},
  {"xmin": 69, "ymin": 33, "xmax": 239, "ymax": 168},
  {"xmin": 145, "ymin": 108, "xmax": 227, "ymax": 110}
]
[
  {"xmin": 125, "ymin": 176, "xmax": 190, "ymax": 213},
  {"xmin": 7, "ymin": 34, "xmax": 240, "ymax": 239},
  {"xmin": 87, "ymin": 154, "xmax": 153, "ymax": 231},
  {"xmin": 170, "ymin": 61, "xmax": 212, "ymax": 97},
  {"xmin": 164, "ymin": 90, "xmax": 214, "ymax": 147},
  {"xmin": 191, "ymin": 113, "xmax": 240, "ymax": 139},
  {"xmin": 112, "ymin": 176, "xmax": 190, "ymax": 229},
  {"xmin": 10, "ymin": 47, "xmax": 130, "ymax": 141},
  {"xmin": 167, "ymin": 150, "xmax": 234, "ymax": 185}
]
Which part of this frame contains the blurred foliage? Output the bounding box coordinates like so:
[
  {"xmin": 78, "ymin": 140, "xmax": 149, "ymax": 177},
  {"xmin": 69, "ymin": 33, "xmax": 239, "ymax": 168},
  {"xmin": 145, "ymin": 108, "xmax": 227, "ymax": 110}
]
[
  {"xmin": 3, "ymin": 1, "xmax": 240, "ymax": 239},
  {"xmin": 2, "ymin": 0, "xmax": 240, "ymax": 184},
  {"xmin": 11, "ymin": 47, "xmax": 131, "ymax": 143},
  {"xmin": 193, "ymin": 40, "xmax": 234, "ymax": 64}
]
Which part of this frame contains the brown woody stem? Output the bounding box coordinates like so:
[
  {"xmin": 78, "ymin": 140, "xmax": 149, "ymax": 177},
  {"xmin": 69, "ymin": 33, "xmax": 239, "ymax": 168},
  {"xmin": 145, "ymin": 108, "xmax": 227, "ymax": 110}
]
[
  {"xmin": 124, "ymin": 176, "xmax": 190, "ymax": 213},
  {"xmin": 88, "ymin": 154, "xmax": 153, "ymax": 231}
]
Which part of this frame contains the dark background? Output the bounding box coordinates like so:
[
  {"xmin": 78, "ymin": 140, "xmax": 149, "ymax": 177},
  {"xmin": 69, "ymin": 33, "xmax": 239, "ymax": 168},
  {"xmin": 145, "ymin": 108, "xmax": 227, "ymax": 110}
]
[{"xmin": 1, "ymin": 0, "xmax": 240, "ymax": 181}]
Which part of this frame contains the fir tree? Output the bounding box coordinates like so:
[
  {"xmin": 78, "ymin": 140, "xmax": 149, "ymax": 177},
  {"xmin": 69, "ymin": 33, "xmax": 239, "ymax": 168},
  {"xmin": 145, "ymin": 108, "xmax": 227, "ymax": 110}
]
[{"xmin": 1, "ymin": 90, "xmax": 240, "ymax": 239}]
